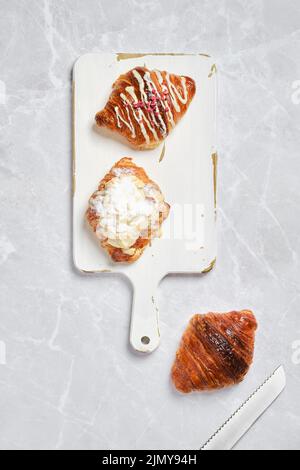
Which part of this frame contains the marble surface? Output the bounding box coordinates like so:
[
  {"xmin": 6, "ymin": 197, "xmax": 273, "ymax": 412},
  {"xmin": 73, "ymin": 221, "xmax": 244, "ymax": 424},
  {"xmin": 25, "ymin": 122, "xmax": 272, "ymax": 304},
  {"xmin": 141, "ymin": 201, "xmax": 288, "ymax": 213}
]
[{"xmin": 0, "ymin": 0, "xmax": 300, "ymax": 451}]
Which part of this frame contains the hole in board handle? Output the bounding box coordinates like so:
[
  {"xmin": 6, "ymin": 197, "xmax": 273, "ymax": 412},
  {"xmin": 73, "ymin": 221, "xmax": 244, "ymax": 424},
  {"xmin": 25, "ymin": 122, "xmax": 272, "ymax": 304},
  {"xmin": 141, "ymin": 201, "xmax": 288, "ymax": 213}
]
[{"xmin": 141, "ymin": 336, "xmax": 150, "ymax": 345}]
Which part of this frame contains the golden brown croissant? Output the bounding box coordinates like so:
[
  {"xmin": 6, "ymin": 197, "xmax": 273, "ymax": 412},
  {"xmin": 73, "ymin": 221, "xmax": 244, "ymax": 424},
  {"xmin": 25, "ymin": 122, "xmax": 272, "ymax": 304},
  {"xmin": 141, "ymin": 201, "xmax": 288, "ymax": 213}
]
[
  {"xmin": 171, "ymin": 310, "xmax": 258, "ymax": 393},
  {"xmin": 86, "ymin": 157, "xmax": 170, "ymax": 263},
  {"xmin": 95, "ymin": 67, "xmax": 196, "ymax": 150}
]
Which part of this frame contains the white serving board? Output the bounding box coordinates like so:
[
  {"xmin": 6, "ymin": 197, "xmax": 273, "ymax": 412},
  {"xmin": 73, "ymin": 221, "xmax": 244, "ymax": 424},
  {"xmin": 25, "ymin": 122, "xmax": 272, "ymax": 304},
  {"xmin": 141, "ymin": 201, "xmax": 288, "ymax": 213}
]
[{"xmin": 73, "ymin": 53, "xmax": 217, "ymax": 353}]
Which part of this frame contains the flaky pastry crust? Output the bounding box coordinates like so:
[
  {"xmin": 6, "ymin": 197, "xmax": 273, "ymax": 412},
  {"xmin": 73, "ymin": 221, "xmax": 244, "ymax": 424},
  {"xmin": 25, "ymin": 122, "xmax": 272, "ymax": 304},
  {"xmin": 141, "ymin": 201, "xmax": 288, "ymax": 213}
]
[
  {"xmin": 86, "ymin": 158, "xmax": 170, "ymax": 263},
  {"xmin": 95, "ymin": 67, "xmax": 196, "ymax": 150},
  {"xmin": 171, "ymin": 310, "xmax": 258, "ymax": 393}
]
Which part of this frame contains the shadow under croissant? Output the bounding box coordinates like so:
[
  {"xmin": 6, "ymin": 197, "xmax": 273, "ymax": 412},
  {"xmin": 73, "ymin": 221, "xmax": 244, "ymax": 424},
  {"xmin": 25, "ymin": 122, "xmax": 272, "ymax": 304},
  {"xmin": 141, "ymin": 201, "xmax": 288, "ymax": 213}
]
[{"xmin": 92, "ymin": 122, "xmax": 159, "ymax": 151}]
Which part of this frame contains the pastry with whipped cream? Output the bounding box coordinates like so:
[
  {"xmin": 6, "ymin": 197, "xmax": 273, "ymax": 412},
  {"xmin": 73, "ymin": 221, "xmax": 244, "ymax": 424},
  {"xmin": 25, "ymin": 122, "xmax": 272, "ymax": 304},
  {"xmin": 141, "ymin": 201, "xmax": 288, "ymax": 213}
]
[
  {"xmin": 86, "ymin": 158, "xmax": 170, "ymax": 263},
  {"xmin": 95, "ymin": 67, "xmax": 196, "ymax": 150}
]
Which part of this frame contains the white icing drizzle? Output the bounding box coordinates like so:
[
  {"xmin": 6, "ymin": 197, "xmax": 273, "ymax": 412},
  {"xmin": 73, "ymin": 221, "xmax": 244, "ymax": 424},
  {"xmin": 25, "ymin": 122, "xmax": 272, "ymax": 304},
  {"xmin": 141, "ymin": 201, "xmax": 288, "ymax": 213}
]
[
  {"xmin": 113, "ymin": 68, "xmax": 189, "ymax": 143},
  {"xmin": 119, "ymin": 91, "xmax": 151, "ymax": 145},
  {"xmin": 125, "ymin": 86, "xmax": 157, "ymax": 144},
  {"xmin": 114, "ymin": 105, "xmax": 135, "ymax": 138},
  {"xmin": 119, "ymin": 91, "xmax": 148, "ymax": 143},
  {"xmin": 143, "ymin": 71, "xmax": 168, "ymax": 135},
  {"xmin": 154, "ymin": 70, "xmax": 176, "ymax": 128},
  {"xmin": 132, "ymin": 69, "xmax": 166, "ymax": 136},
  {"xmin": 132, "ymin": 69, "xmax": 148, "ymax": 101},
  {"xmin": 165, "ymin": 73, "xmax": 188, "ymax": 112}
]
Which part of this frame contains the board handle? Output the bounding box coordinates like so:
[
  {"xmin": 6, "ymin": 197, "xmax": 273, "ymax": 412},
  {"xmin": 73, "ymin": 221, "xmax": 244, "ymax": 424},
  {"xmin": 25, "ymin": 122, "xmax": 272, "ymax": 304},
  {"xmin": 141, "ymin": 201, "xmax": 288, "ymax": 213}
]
[{"xmin": 129, "ymin": 274, "xmax": 160, "ymax": 353}]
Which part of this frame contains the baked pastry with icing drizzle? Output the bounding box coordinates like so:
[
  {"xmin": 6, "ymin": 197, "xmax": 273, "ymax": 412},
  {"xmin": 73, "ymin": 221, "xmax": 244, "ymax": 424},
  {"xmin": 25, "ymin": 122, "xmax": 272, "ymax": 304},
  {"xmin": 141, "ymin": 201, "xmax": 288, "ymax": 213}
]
[
  {"xmin": 86, "ymin": 158, "xmax": 170, "ymax": 263},
  {"xmin": 95, "ymin": 67, "xmax": 196, "ymax": 150},
  {"xmin": 171, "ymin": 310, "xmax": 257, "ymax": 393}
]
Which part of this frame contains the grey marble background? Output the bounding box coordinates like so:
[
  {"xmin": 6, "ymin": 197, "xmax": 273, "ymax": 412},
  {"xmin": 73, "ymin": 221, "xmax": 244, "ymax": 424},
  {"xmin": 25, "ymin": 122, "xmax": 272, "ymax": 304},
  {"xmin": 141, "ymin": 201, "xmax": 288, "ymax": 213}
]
[{"xmin": 0, "ymin": 0, "xmax": 299, "ymax": 450}]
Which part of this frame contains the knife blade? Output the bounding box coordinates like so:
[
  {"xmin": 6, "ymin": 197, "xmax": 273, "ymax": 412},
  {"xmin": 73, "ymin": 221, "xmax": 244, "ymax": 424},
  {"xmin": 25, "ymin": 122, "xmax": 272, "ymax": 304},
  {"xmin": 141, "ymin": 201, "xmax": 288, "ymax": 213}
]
[{"xmin": 201, "ymin": 365, "xmax": 286, "ymax": 451}]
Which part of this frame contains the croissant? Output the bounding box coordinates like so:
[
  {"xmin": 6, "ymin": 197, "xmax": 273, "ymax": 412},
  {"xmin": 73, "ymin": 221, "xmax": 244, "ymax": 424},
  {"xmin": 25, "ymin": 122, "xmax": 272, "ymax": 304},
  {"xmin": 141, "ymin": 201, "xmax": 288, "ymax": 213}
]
[
  {"xmin": 86, "ymin": 157, "xmax": 170, "ymax": 263},
  {"xmin": 171, "ymin": 310, "xmax": 258, "ymax": 393},
  {"xmin": 95, "ymin": 67, "xmax": 196, "ymax": 150}
]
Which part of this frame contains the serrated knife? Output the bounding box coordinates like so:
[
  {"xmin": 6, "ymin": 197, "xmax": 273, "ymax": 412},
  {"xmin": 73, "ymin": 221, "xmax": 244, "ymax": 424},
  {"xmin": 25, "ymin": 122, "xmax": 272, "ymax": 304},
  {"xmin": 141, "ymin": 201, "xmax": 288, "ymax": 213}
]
[{"xmin": 201, "ymin": 365, "xmax": 286, "ymax": 450}]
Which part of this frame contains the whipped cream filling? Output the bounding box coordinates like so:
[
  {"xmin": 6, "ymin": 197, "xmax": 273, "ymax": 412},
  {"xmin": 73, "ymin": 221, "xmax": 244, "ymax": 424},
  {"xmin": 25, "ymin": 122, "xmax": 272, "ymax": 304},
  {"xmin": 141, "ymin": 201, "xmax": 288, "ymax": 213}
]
[{"xmin": 90, "ymin": 173, "xmax": 165, "ymax": 250}]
